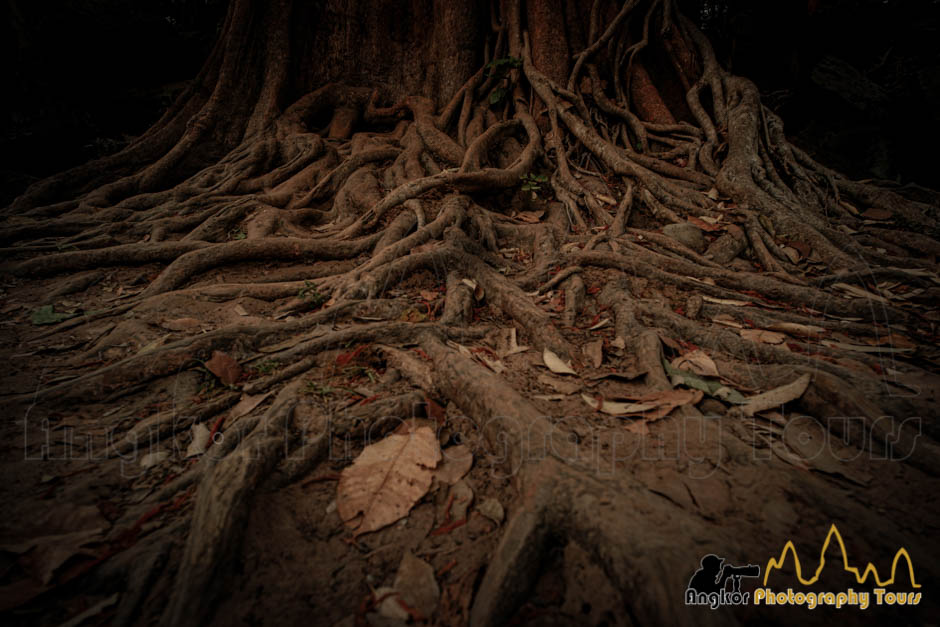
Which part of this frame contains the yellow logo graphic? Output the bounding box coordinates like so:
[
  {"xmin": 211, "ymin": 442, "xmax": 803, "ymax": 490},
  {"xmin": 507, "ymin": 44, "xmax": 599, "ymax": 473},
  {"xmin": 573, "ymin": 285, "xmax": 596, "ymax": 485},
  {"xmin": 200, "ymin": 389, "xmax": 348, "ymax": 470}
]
[{"xmin": 763, "ymin": 523, "xmax": 920, "ymax": 588}]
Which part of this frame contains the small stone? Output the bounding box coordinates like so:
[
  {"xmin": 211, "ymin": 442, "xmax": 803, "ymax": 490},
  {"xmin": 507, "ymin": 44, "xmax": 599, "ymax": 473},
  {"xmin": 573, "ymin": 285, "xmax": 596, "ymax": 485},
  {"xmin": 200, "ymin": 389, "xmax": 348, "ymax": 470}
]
[{"xmin": 662, "ymin": 223, "xmax": 706, "ymax": 253}]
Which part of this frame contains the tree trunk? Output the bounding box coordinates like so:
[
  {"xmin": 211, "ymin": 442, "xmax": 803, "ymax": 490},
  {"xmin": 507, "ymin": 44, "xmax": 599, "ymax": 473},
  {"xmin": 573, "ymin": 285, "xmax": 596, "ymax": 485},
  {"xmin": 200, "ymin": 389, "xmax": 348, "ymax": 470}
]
[{"xmin": 2, "ymin": 1, "xmax": 938, "ymax": 626}]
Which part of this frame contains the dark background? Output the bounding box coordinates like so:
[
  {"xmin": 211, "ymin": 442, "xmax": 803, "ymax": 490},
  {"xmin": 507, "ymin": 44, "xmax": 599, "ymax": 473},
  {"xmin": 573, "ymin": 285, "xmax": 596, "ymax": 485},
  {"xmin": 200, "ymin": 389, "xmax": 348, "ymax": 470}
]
[{"xmin": 2, "ymin": 0, "xmax": 938, "ymax": 206}]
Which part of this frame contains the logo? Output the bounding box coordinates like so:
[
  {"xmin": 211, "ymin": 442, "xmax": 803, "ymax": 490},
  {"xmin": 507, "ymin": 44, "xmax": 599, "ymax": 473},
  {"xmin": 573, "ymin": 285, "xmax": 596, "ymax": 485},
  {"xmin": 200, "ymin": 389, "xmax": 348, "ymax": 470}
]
[
  {"xmin": 685, "ymin": 554, "xmax": 761, "ymax": 608},
  {"xmin": 755, "ymin": 523, "xmax": 922, "ymax": 609}
]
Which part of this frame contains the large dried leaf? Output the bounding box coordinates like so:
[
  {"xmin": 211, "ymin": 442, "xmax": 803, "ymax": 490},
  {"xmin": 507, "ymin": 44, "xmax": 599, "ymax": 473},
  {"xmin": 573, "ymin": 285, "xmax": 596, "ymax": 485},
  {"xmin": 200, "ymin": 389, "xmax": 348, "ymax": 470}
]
[
  {"xmin": 337, "ymin": 427, "xmax": 441, "ymax": 536},
  {"xmin": 543, "ymin": 348, "xmax": 577, "ymax": 375},
  {"xmin": 737, "ymin": 373, "xmax": 811, "ymax": 416},
  {"xmin": 671, "ymin": 350, "xmax": 718, "ymax": 377},
  {"xmin": 581, "ymin": 388, "xmax": 702, "ymax": 421},
  {"xmin": 205, "ymin": 350, "xmax": 242, "ymax": 385}
]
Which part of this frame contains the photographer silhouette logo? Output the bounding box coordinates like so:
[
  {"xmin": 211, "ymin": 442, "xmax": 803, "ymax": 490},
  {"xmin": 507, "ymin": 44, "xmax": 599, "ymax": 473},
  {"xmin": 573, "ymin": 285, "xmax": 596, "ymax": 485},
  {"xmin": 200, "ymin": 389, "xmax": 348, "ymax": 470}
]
[{"xmin": 685, "ymin": 554, "xmax": 761, "ymax": 609}]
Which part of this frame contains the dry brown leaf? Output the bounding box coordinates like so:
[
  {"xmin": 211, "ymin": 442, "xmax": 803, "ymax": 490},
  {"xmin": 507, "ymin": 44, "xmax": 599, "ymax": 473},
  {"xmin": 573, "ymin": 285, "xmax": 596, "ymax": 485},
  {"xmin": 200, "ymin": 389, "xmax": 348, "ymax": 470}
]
[
  {"xmin": 587, "ymin": 318, "xmax": 610, "ymax": 331},
  {"xmin": 461, "ymin": 278, "xmax": 485, "ymax": 301},
  {"xmin": 671, "ymin": 350, "xmax": 719, "ymax": 377},
  {"xmin": 393, "ymin": 552, "xmax": 440, "ymax": 618},
  {"xmin": 583, "ymin": 339, "xmax": 604, "ymax": 368},
  {"xmin": 419, "ymin": 290, "xmax": 438, "ymax": 301},
  {"xmin": 337, "ymin": 426, "xmax": 441, "ymax": 536},
  {"xmin": 227, "ymin": 391, "xmax": 274, "ymax": 425},
  {"xmin": 781, "ymin": 246, "xmax": 801, "ymax": 264},
  {"xmin": 702, "ymin": 296, "xmax": 752, "ymax": 306},
  {"xmin": 582, "ymin": 388, "xmax": 702, "ymax": 421},
  {"xmin": 543, "ymin": 348, "xmax": 577, "ymax": 375},
  {"xmin": 712, "ymin": 314, "xmax": 745, "ymax": 329},
  {"xmin": 433, "ymin": 444, "xmax": 473, "ymax": 485},
  {"xmin": 205, "ymin": 350, "xmax": 242, "ymax": 385},
  {"xmin": 233, "ymin": 304, "xmax": 249, "ymax": 316},
  {"xmin": 739, "ymin": 329, "xmax": 787, "ymax": 345}
]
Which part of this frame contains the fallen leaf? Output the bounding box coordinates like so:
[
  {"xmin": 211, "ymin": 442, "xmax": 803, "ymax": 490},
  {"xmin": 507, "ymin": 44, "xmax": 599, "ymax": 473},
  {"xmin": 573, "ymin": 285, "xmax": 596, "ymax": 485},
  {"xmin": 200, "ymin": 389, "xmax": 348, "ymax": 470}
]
[
  {"xmin": 702, "ymin": 296, "xmax": 752, "ymax": 306},
  {"xmin": 663, "ymin": 359, "xmax": 747, "ymax": 404},
  {"xmin": 739, "ymin": 329, "xmax": 787, "ymax": 345},
  {"xmin": 337, "ymin": 427, "xmax": 441, "ymax": 535},
  {"xmin": 433, "ymin": 444, "xmax": 473, "ymax": 485},
  {"xmin": 588, "ymin": 317, "xmax": 610, "ymax": 331},
  {"xmin": 543, "ymin": 348, "xmax": 577, "ymax": 375},
  {"xmin": 781, "ymin": 246, "xmax": 801, "ymax": 264},
  {"xmin": 393, "ymin": 552, "xmax": 440, "ymax": 619},
  {"xmin": 233, "ymin": 304, "xmax": 249, "ymax": 316},
  {"xmin": 533, "ymin": 394, "xmax": 567, "ymax": 401},
  {"xmin": 712, "ymin": 314, "xmax": 745, "ymax": 329},
  {"xmin": 374, "ymin": 587, "xmax": 410, "ymax": 621},
  {"xmin": 448, "ymin": 479, "xmax": 474, "ymax": 521},
  {"xmin": 228, "ymin": 391, "xmax": 274, "ymax": 423},
  {"xmin": 705, "ymin": 187, "xmax": 720, "ymax": 200},
  {"xmin": 581, "ymin": 388, "xmax": 702, "ymax": 421},
  {"xmin": 461, "ymin": 278, "xmax": 484, "ymax": 301},
  {"xmin": 30, "ymin": 305, "xmax": 75, "ymax": 326},
  {"xmin": 477, "ymin": 498, "xmax": 505, "ymax": 525},
  {"xmin": 185, "ymin": 424, "xmax": 211, "ymax": 458},
  {"xmin": 736, "ymin": 373, "xmax": 811, "ymax": 417},
  {"xmin": 537, "ymin": 373, "xmax": 581, "ymax": 395},
  {"xmin": 205, "ymin": 350, "xmax": 242, "ymax": 385},
  {"xmin": 610, "ymin": 336, "xmax": 626, "ymax": 349},
  {"xmin": 583, "ymin": 340, "xmax": 604, "ymax": 368},
  {"xmin": 138, "ymin": 334, "xmax": 171, "ymax": 355},
  {"xmin": 419, "ymin": 290, "xmax": 438, "ymax": 301},
  {"xmin": 671, "ymin": 350, "xmax": 719, "ymax": 377}
]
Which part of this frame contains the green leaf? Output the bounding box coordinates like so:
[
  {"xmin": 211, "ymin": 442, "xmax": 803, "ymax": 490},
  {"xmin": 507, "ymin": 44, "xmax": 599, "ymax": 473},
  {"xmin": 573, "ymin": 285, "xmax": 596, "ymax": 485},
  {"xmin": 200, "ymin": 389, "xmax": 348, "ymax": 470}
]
[
  {"xmin": 662, "ymin": 358, "xmax": 747, "ymax": 404},
  {"xmin": 489, "ymin": 87, "xmax": 506, "ymax": 105},
  {"xmin": 30, "ymin": 305, "xmax": 76, "ymax": 326}
]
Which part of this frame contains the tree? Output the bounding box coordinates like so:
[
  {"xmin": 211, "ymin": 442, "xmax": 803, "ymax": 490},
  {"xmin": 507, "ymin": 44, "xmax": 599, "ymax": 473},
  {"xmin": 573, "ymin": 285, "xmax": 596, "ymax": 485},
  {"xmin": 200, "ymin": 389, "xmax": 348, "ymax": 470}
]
[{"xmin": 3, "ymin": 1, "xmax": 938, "ymax": 625}]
